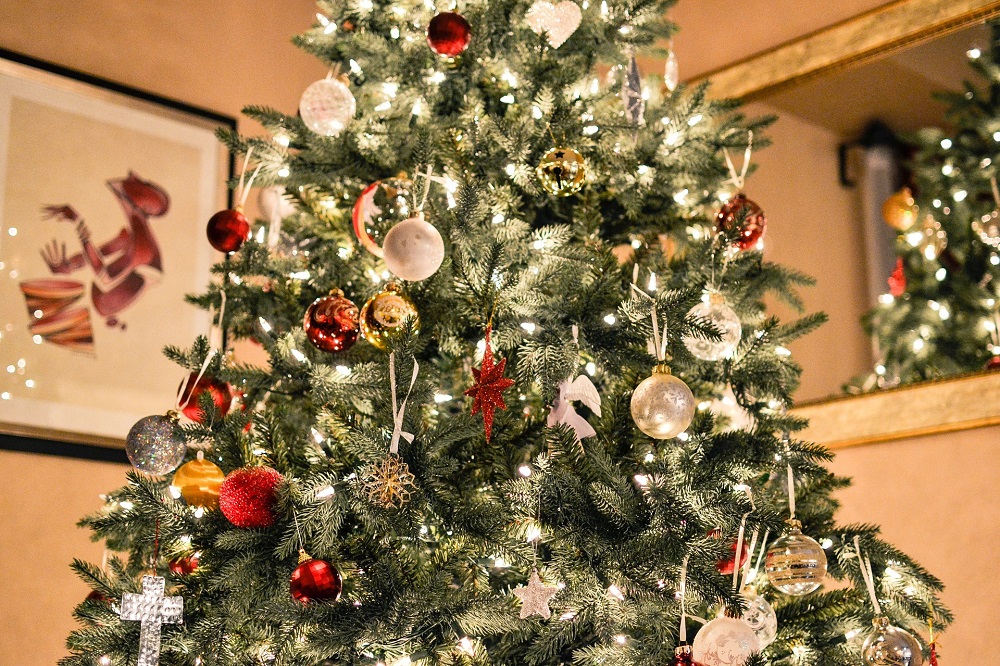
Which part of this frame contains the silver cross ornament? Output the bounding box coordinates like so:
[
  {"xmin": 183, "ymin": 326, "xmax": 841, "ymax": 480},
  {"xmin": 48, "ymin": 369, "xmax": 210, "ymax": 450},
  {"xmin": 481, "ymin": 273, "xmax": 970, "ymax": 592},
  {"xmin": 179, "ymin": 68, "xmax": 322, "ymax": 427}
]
[{"xmin": 120, "ymin": 575, "xmax": 183, "ymax": 666}]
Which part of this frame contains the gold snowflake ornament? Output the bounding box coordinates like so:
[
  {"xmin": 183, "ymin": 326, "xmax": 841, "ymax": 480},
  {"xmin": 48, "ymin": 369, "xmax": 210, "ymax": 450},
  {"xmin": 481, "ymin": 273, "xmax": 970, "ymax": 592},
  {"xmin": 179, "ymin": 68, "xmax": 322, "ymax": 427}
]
[{"xmin": 362, "ymin": 454, "xmax": 416, "ymax": 508}]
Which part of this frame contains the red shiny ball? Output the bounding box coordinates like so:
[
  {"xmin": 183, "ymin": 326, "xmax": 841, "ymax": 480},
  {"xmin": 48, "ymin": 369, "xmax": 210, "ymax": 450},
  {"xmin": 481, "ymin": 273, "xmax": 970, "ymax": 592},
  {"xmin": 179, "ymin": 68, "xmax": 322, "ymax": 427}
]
[
  {"xmin": 207, "ymin": 208, "xmax": 250, "ymax": 253},
  {"xmin": 715, "ymin": 193, "xmax": 766, "ymax": 251},
  {"xmin": 169, "ymin": 553, "xmax": 200, "ymax": 576},
  {"xmin": 219, "ymin": 466, "xmax": 284, "ymax": 528},
  {"xmin": 290, "ymin": 557, "xmax": 343, "ymax": 603},
  {"xmin": 427, "ymin": 12, "xmax": 471, "ymax": 57},
  {"xmin": 178, "ymin": 373, "xmax": 234, "ymax": 423},
  {"xmin": 988, "ymin": 356, "xmax": 1000, "ymax": 370},
  {"xmin": 303, "ymin": 291, "xmax": 360, "ymax": 353}
]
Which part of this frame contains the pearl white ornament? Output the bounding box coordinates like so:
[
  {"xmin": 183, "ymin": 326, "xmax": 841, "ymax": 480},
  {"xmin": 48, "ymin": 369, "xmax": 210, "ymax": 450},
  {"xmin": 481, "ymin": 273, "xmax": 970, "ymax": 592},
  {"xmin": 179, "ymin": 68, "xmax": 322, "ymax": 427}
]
[
  {"xmin": 692, "ymin": 616, "xmax": 760, "ymax": 666},
  {"xmin": 299, "ymin": 77, "xmax": 356, "ymax": 137},
  {"xmin": 684, "ymin": 295, "xmax": 742, "ymax": 361},
  {"xmin": 742, "ymin": 593, "xmax": 778, "ymax": 648},
  {"xmin": 862, "ymin": 617, "xmax": 925, "ymax": 666},
  {"xmin": 258, "ymin": 186, "xmax": 297, "ymax": 221},
  {"xmin": 765, "ymin": 520, "xmax": 828, "ymax": 595},
  {"xmin": 630, "ymin": 365, "xmax": 696, "ymax": 439},
  {"xmin": 382, "ymin": 214, "xmax": 445, "ymax": 281}
]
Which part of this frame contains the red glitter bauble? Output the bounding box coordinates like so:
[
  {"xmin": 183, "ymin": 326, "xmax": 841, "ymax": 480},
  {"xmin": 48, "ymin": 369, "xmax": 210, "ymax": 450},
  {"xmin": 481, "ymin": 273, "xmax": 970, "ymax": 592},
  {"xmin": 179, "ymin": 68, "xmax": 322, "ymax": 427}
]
[
  {"xmin": 178, "ymin": 373, "xmax": 234, "ymax": 423},
  {"xmin": 988, "ymin": 356, "xmax": 1000, "ymax": 370},
  {"xmin": 290, "ymin": 556, "xmax": 343, "ymax": 603},
  {"xmin": 715, "ymin": 193, "xmax": 766, "ymax": 251},
  {"xmin": 207, "ymin": 208, "xmax": 250, "ymax": 253},
  {"xmin": 427, "ymin": 12, "xmax": 471, "ymax": 57},
  {"xmin": 169, "ymin": 553, "xmax": 200, "ymax": 576},
  {"xmin": 219, "ymin": 466, "xmax": 284, "ymax": 528},
  {"xmin": 303, "ymin": 290, "xmax": 360, "ymax": 353}
]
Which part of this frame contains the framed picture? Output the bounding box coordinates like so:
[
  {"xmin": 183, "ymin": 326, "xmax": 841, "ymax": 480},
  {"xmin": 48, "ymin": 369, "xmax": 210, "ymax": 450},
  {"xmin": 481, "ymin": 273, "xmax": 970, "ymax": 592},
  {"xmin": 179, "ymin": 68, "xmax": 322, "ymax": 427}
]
[{"xmin": 0, "ymin": 49, "xmax": 234, "ymax": 453}]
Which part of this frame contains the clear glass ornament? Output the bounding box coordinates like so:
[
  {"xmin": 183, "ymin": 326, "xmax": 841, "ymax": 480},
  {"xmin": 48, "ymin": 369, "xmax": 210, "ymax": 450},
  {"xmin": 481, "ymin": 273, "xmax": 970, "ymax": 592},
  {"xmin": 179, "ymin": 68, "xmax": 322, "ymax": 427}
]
[
  {"xmin": 126, "ymin": 412, "xmax": 186, "ymax": 475},
  {"xmin": 741, "ymin": 592, "xmax": 778, "ymax": 648},
  {"xmin": 684, "ymin": 294, "xmax": 742, "ymax": 361},
  {"xmin": 299, "ymin": 77, "xmax": 356, "ymax": 137},
  {"xmin": 664, "ymin": 47, "xmax": 680, "ymax": 92},
  {"xmin": 765, "ymin": 519, "xmax": 828, "ymax": 595},
  {"xmin": 862, "ymin": 616, "xmax": 925, "ymax": 666},
  {"xmin": 692, "ymin": 616, "xmax": 760, "ymax": 666},
  {"xmin": 630, "ymin": 364, "xmax": 696, "ymax": 439},
  {"xmin": 382, "ymin": 213, "xmax": 445, "ymax": 281},
  {"xmin": 709, "ymin": 385, "xmax": 754, "ymax": 432},
  {"xmin": 352, "ymin": 177, "xmax": 414, "ymax": 258}
]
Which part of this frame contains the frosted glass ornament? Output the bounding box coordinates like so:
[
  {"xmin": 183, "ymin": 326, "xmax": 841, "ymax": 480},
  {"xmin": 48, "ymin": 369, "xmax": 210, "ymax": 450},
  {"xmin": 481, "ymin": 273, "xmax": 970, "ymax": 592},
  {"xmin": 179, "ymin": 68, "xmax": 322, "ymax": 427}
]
[
  {"xmin": 630, "ymin": 364, "xmax": 695, "ymax": 439},
  {"xmin": 126, "ymin": 412, "xmax": 186, "ymax": 475},
  {"xmin": 664, "ymin": 48, "xmax": 680, "ymax": 92},
  {"xmin": 742, "ymin": 593, "xmax": 778, "ymax": 648},
  {"xmin": 765, "ymin": 520, "xmax": 828, "ymax": 595},
  {"xmin": 862, "ymin": 617, "xmax": 925, "ymax": 666},
  {"xmin": 382, "ymin": 214, "xmax": 445, "ymax": 281},
  {"xmin": 299, "ymin": 77, "xmax": 356, "ymax": 137},
  {"xmin": 684, "ymin": 294, "xmax": 742, "ymax": 361},
  {"xmin": 692, "ymin": 616, "xmax": 760, "ymax": 666}
]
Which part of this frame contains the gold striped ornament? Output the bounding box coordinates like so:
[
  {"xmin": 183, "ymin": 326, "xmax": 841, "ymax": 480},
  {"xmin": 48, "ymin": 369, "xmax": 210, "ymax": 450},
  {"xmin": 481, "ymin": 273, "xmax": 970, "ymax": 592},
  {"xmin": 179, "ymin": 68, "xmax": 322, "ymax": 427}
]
[{"xmin": 764, "ymin": 519, "xmax": 827, "ymax": 595}]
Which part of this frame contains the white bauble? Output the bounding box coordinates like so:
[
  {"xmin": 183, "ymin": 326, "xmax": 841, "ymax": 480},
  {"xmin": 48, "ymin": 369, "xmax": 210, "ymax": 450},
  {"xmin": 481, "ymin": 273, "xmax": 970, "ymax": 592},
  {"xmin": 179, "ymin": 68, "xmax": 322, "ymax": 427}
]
[
  {"xmin": 299, "ymin": 77, "xmax": 356, "ymax": 136},
  {"xmin": 258, "ymin": 185, "xmax": 297, "ymax": 221},
  {"xmin": 630, "ymin": 367, "xmax": 695, "ymax": 439},
  {"xmin": 692, "ymin": 616, "xmax": 760, "ymax": 666},
  {"xmin": 684, "ymin": 297, "xmax": 742, "ymax": 361},
  {"xmin": 382, "ymin": 215, "xmax": 445, "ymax": 282},
  {"xmin": 742, "ymin": 593, "xmax": 778, "ymax": 648}
]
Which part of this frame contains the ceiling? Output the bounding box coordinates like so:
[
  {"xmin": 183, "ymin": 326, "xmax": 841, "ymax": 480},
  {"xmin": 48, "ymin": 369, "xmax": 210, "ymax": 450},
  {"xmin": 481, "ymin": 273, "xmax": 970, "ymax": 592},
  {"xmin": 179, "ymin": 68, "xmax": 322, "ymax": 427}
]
[{"xmin": 761, "ymin": 23, "xmax": 990, "ymax": 140}]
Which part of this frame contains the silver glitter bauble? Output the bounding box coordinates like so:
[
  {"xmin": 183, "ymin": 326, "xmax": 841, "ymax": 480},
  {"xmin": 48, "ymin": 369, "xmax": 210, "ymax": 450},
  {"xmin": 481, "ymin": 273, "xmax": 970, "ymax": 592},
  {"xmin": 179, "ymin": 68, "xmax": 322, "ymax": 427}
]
[
  {"xmin": 684, "ymin": 295, "xmax": 742, "ymax": 361},
  {"xmin": 299, "ymin": 77, "xmax": 356, "ymax": 137},
  {"xmin": 862, "ymin": 617, "xmax": 925, "ymax": 666},
  {"xmin": 630, "ymin": 365, "xmax": 696, "ymax": 439},
  {"xmin": 765, "ymin": 519, "xmax": 828, "ymax": 595},
  {"xmin": 742, "ymin": 592, "xmax": 778, "ymax": 648},
  {"xmin": 692, "ymin": 616, "xmax": 760, "ymax": 666},
  {"xmin": 125, "ymin": 412, "xmax": 186, "ymax": 475}
]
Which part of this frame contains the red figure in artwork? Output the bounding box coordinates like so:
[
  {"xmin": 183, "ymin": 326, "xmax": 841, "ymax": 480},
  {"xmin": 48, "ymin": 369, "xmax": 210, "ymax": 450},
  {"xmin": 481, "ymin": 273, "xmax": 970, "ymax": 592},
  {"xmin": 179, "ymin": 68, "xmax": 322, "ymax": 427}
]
[{"xmin": 39, "ymin": 172, "xmax": 169, "ymax": 326}]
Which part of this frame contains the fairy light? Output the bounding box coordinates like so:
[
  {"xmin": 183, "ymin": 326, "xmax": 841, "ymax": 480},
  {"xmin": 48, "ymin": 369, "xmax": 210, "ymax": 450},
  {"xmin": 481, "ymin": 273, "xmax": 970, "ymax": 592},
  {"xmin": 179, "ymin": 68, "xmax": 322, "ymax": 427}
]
[
  {"xmin": 0, "ymin": 392, "xmax": 10, "ymax": 400},
  {"xmin": 194, "ymin": 507, "xmax": 205, "ymax": 518},
  {"xmin": 532, "ymin": 106, "xmax": 543, "ymax": 119},
  {"xmin": 374, "ymin": 101, "xmax": 392, "ymax": 112},
  {"xmin": 845, "ymin": 628, "xmax": 862, "ymax": 640},
  {"xmin": 411, "ymin": 98, "xmax": 424, "ymax": 116},
  {"xmin": 493, "ymin": 556, "xmax": 510, "ymax": 568},
  {"xmin": 349, "ymin": 59, "xmax": 363, "ymax": 76},
  {"xmin": 673, "ymin": 189, "xmax": 689, "ymax": 204},
  {"xmin": 392, "ymin": 657, "xmax": 411, "ymax": 666},
  {"xmin": 603, "ymin": 313, "xmax": 617, "ymax": 325},
  {"xmin": 585, "ymin": 362, "xmax": 597, "ymax": 376},
  {"xmin": 274, "ymin": 133, "xmax": 290, "ymax": 147},
  {"xmin": 457, "ymin": 637, "xmax": 475, "ymax": 655},
  {"xmin": 954, "ymin": 189, "xmax": 968, "ymax": 202},
  {"xmin": 428, "ymin": 71, "xmax": 446, "ymax": 84},
  {"xmin": 969, "ymin": 47, "xmax": 982, "ymax": 59},
  {"xmin": 277, "ymin": 167, "xmax": 290, "ymax": 178},
  {"xmin": 940, "ymin": 138, "xmax": 953, "ymax": 149},
  {"xmin": 559, "ymin": 610, "xmax": 577, "ymax": 621},
  {"xmin": 119, "ymin": 501, "xmax": 135, "ymax": 511},
  {"xmin": 665, "ymin": 129, "xmax": 682, "ymax": 145},
  {"xmin": 677, "ymin": 432, "xmax": 690, "ymax": 441},
  {"xmin": 168, "ymin": 485, "xmax": 181, "ymax": 499},
  {"xmin": 390, "ymin": 27, "xmax": 400, "ymax": 39},
  {"xmin": 525, "ymin": 525, "xmax": 542, "ymax": 542},
  {"xmin": 775, "ymin": 346, "xmax": 792, "ymax": 357},
  {"xmin": 258, "ymin": 317, "xmax": 273, "ymax": 333},
  {"xmin": 633, "ymin": 474, "xmax": 649, "ymax": 486},
  {"xmin": 316, "ymin": 486, "xmax": 336, "ymax": 499},
  {"xmin": 941, "ymin": 164, "xmax": 953, "ymax": 176},
  {"xmin": 607, "ymin": 584, "xmax": 625, "ymax": 601},
  {"xmin": 520, "ymin": 322, "xmax": 537, "ymax": 334},
  {"xmin": 290, "ymin": 348, "xmax": 308, "ymax": 363},
  {"xmin": 913, "ymin": 338, "xmax": 925, "ymax": 352},
  {"xmin": 614, "ymin": 634, "xmax": 628, "ymax": 645},
  {"xmin": 290, "ymin": 270, "xmax": 311, "ymax": 279},
  {"xmin": 517, "ymin": 464, "xmax": 532, "ymax": 477},
  {"xmin": 505, "ymin": 163, "xmax": 516, "ymax": 176},
  {"xmin": 935, "ymin": 267, "xmax": 946, "ymax": 281},
  {"xmin": 905, "ymin": 231, "xmax": 923, "ymax": 246},
  {"xmin": 335, "ymin": 365, "xmax": 351, "ymax": 375},
  {"xmin": 99, "ymin": 657, "xmax": 112, "ymax": 666},
  {"xmin": 583, "ymin": 125, "xmax": 599, "ymax": 135},
  {"xmin": 647, "ymin": 272, "xmax": 657, "ymax": 291},
  {"xmin": 687, "ymin": 114, "xmax": 703, "ymax": 126},
  {"xmin": 500, "ymin": 94, "xmax": 515, "ymax": 104},
  {"xmin": 875, "ymin": 364, "xmax": 886, "ymax": 375},
  {"xmin": 7, "ymin": 227, "xmax": 17, "ymax": 236}
]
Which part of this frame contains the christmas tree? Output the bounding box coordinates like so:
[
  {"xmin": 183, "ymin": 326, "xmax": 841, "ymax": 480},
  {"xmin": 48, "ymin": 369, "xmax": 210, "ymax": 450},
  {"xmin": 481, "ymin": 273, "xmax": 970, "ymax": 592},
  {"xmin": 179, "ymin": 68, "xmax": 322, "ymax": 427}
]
[
  {"xmin": 64, "ymin": 2, "xmax": 948, "ymax": 665},
  {"xmin": 860, "ymin": 20, "xmax": 1000, "ymax": 389}
]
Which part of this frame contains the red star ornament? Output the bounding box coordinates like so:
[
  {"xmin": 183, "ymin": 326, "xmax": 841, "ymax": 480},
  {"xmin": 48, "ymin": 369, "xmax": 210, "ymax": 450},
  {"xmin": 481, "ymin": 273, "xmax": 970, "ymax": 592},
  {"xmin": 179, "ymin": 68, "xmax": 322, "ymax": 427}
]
[{"xmin": 464, "ymin": 326, "xmax": 515, "ymax": 442}]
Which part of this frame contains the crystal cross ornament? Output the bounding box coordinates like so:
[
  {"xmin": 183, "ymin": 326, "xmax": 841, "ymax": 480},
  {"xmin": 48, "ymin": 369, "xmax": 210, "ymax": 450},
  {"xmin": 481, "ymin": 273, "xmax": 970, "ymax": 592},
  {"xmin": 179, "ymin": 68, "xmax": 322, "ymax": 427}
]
[{"xmin": 120, "ymin": 575, "xmax": 183, "ymax": 666}]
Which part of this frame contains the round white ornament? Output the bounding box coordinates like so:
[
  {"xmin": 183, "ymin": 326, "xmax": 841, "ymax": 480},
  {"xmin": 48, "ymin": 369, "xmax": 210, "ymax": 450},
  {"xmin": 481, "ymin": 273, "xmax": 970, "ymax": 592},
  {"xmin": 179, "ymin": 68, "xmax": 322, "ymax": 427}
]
[
  {"xmin": 684, "ymin": 294, "xmax": 742, "ymax": 361},
  {"xmin": 258, "ymin": 185, "xmax": 297, "ymax": 221},
  {"xmin": 742, "ymin": 593, "xmax": 778, "ymax": 648},
  {"xmin": 525, "ymin": 0, "xmax": 582, "ymax": 48},
  {"xmin": 764, "ymin": 520, "xmax": 828, "ymax": 595},
  {"xmin": 299, "ymin": 77, "xmax": 356, "ymax": 137},
  {"xmin": 630, "ymin": 365, "xmax": 696, "ymax": 440},
  {"xmin": 692, "ymin": 616, "xmax": 760, "ymax": 666},
  {"xmin": 382, "ymin": 214, "xmax": 445, "ymax": 281}
]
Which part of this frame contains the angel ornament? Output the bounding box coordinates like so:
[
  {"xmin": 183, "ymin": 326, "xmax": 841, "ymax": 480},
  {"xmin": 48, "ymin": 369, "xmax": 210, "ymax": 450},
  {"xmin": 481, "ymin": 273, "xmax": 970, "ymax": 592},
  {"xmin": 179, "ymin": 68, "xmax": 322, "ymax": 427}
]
[{"xmin": 547, "ymin": 327, "xmax": 602, "ymax": 442}]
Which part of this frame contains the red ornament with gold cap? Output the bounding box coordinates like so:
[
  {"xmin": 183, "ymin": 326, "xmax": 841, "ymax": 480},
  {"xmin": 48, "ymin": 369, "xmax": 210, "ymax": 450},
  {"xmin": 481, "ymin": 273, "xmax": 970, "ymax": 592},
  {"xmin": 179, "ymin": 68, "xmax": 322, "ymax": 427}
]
[
  {"xmin": 206, "ymin": 207, "xmax": 250, "ymax": 253},
  {"xmin": 427, "ymin": 11, "xmax": 471, "ymax": 57},
  {"xmin": 290, "ymin": 549, "xmax": 343, "ymax": 603},
  {"xmin": 303, "ymin": 289, "xmax": 360, "ymax": 353}
]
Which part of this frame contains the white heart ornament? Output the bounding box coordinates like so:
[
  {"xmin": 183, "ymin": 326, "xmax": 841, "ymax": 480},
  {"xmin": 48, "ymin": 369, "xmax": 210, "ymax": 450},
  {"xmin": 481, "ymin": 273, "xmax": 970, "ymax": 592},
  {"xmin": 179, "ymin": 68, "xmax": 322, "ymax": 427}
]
[{"xmin": 525, "ymin": 1, "xmax": 582, "ymax": 48}]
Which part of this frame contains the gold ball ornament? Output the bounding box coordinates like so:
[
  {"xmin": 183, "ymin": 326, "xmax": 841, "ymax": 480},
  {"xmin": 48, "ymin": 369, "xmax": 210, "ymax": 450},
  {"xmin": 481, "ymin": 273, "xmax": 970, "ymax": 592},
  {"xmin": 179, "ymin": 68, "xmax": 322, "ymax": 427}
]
[
  {"xmin": 881, "ymin": 187, "xmax": 918, "ymax": 231},
  {"xmin": 359, "ymin": 282, "xmax": 420, "ymax": 350},
  {"xmin": 536, "ymin": 147, "xmax": 586, "ymax": 196},
  {"xmin": 171, "ymin": 451, "xmax": 226, "ymax": 510},
  {"xmin": 630, "ymin": 363, "xmax": 696, "ymax": 440},
  {"xmin": 764, "ymin": 519, "xmax": 828, "ymax": 595}
]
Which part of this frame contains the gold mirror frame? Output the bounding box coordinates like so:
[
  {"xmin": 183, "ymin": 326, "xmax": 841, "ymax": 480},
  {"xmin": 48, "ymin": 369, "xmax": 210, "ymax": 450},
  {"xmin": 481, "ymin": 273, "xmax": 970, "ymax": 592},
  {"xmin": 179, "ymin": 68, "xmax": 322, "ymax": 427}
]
[{"xmin": 692, "ymin": 0, "xmax": 1000, "ymax": 101}]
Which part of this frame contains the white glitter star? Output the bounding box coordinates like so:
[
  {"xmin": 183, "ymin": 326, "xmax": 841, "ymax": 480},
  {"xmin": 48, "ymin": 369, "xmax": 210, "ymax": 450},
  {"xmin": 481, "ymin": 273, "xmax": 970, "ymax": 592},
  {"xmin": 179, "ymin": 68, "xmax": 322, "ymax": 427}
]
[{"xmin": 513, "ymin": 568, "xmax": 558, "ymax": 619}]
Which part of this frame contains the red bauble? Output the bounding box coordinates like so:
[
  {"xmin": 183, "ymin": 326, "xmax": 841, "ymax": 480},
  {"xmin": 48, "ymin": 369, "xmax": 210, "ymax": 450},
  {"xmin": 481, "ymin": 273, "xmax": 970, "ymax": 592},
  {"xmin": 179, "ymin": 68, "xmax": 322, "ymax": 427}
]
[
  {"xmin": 888, "ymin": 257, "xmax": 906, "ymax": 297},
  {"xmin": 988, "ymin": 356, "xmax": 1000, "ymax": 370},
  {"xmin": 169, "ymin": 553, "xmax": 200, "ymax": 576},
  {"xmin": 303, "ymin": 290, "xmax": 360, "ymax": 353},
  {"xmin": 671, "ymin": 643, "xmax": 693, "ymax": 666},
  {"xmin": 178, "ymin": 373, "xmax": 234, "ymax": 423},
  {"xmin": 290, "ymin": 556, "xmax": 343, "ymax": 603},
  {"xmin": 427, "ymin": 12, "xmax": 471, "ymax": 57},
  {"xmin": 207, "ymin": 207, "xmax": 250, "ymax": 253},
  {"xmin": 715, "ymin": 193, "xmax": 766, "ymax": 251},
  {"xmin": 219, "ymin": 466, "xmax": 284, "ymax": 528}
]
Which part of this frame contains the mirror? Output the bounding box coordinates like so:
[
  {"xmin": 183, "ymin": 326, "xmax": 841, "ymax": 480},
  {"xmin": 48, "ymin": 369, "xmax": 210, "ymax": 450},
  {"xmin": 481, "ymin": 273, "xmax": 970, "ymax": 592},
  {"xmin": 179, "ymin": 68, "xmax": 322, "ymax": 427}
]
[{"xmin": 697, "ymin": 2, "xmax": 1000, "ymax": 401}]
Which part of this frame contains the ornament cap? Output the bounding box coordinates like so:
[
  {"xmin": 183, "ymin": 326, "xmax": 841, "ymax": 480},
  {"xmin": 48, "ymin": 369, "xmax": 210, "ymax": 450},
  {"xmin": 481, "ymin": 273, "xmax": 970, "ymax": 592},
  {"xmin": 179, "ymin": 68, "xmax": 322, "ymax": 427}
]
[
  {"xmin": 708, "ymin": 291, "xmax": 725, "ymax": 305},
  {"xmin": 165, "ymin": 409, "xmax": 180, "ymax": 422},
  {"xmin": 674, "ymin": 643, "xmax": 692, "ymax": 656},
  {"xmin": 653, "ymin": 362, "xmax": 672, "ymax": 375},
  {"xmin": 298, "ymin": 548, "xmax": 312, "ymax": 564},
  {"xmin": 785, "ymin": 518, "xmax": 803, "ymax": 532},
  {"xmin": 872, "ymin": 615, "xmax": 891, "ymax": 630},
  {"xmin": 328, "ymin": 288, "xmax": 345, "ymax": 298}
]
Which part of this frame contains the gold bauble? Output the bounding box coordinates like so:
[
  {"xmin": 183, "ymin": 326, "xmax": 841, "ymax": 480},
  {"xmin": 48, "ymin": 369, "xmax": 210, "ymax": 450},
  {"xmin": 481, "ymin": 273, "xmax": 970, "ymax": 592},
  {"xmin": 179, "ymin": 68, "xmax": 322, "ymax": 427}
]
[
  {"xmin": 881, "ymin": 187, "xmax": 918, "ymax": 231},
  {"xmin": 359, "ymin": 282, "xmax": 420, "ymax": 350},
  {"xmin": 171, "ymin": 451, "xmax": 226, "ymax": 509},
  {"xmin": 536, "ymin": 147, "xmax": 586, "ymax": 196}
]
